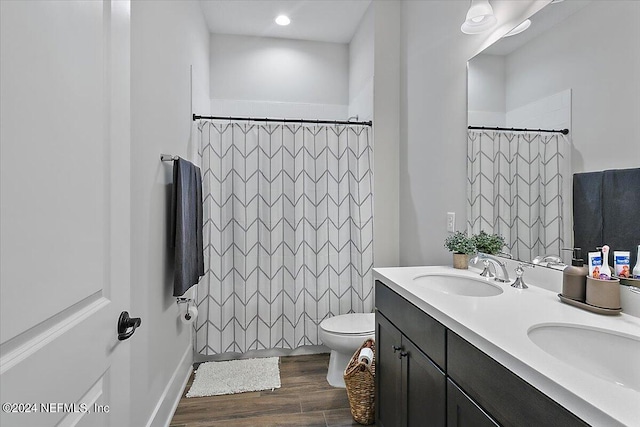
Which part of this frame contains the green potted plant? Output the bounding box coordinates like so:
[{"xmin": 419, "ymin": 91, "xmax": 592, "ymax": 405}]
[
  {"xmin": 444, "ymin": 231, "xmax": 476, "ymax": 269},
  {"xmin": 472, "ymin": 231, "xmax": 506, "ymax": 255}
]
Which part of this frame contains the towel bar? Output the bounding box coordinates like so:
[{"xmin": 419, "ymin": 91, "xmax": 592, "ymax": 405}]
[{"xmin": 160, "ymin": 154, "xmax": 179, "ymax": 161}]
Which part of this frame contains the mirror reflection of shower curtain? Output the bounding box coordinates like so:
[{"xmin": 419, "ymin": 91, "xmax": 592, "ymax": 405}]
[
  {"xmin": 195, "ymin": 121, "xmax": 373, "ymax": 355},
  {"xmin": 467, "ymin": 130, "xmax": 571, "ymax": 262}
]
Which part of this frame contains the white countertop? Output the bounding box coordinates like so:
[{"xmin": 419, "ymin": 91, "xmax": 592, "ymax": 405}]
[{"xmin": 373, "ymin": 266, "xmax": 640, "ymax": 427}]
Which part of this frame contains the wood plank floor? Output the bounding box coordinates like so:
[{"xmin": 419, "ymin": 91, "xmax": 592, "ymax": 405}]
[{"xmin": 170, "ymin": 353, "xmax": 375, "ymax": 427}]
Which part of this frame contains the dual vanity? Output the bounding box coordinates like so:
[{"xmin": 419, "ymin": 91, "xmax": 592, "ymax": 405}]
[{"xmin": 373, "ymin": 266, "xmax": 640, "ymax": 427}]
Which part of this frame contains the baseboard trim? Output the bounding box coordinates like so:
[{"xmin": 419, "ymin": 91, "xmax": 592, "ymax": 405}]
[
  {"xmin": 193, "ymin": 344, "xmax": 330, "ymax": 363},
  {"xmin": 145, "ymin": 344, "xmax": 193, "ymax": 427}
]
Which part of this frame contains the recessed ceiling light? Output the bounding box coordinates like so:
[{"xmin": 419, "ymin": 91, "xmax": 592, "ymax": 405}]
[
  {"xmin": 504, "ymin": 19, "xmax": 531, "ymax": 37},
  {"xmin": 275, "ymin": 15, "xmax": 290, "ymax": 26}
]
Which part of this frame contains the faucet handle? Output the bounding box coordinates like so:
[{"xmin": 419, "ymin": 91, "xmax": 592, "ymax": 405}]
[
  {"xmin": 511, "ymin": 262, "xmax": 533, "ymax": 289},
  {"xmin": 479, "ymin": 259, "xmax": 496, "ymax": 278}
]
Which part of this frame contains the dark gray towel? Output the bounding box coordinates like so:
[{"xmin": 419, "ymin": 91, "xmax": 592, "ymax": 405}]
[
  {"xmin": 573, "ymin": 168, "xmax": 640, "ymax": 268},
  {"xmin": 171, "ymin": 158, "xmax": 204, "ymax": 296},
  {"xmin": 573, "ymin": 171, "xmax": 603, "ymax": 258},
  {"xmin": 602, "ymin": 168, "xmax": 640, "ymax": 268}
]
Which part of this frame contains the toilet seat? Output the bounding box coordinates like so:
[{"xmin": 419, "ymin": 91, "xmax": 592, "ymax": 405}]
[{"xmin": 320, "ymin": 313, "xmax": 375, "ymax": 335}]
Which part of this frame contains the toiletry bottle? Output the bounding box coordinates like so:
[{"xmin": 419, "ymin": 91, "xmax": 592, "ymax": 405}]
[
  {"xmin": 614, "ymin": 250, "xmax": 631, "ymax": 278},
  {"xmin": 634, "ymin": 245, "xmax": 640, "ymax": 279},
  {"xmin": 600, "ymin": 245, "xmax": 612, "ymax": 279},
  {"xmin": 562, "ymin": 248, "xmax": 588, "ymax": 301},
  {"xmin": 588, "ymin": 251, "xmax": 602, "ymax": 278}
]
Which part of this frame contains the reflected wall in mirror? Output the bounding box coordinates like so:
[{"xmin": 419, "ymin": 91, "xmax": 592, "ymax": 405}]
[{"xmin": 467, "ymin": 0, "xmax": 640, "ymax": 266}]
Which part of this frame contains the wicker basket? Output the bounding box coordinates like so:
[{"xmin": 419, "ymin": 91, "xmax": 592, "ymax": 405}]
[{"xmin": 343, "ymin": 339, "xmax": 376, "ymax": 425}]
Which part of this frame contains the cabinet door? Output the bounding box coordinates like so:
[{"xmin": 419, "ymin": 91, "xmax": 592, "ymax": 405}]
[
  {"xmin": 376, "ymin": 312, "xmax": 403, "ymax": 427},
  {"xmin": 447, "ymin": 379, "xmax": 498, "ymax": 427},
  {"xmin": 402, "ymin": 338, "xmax": 446, "ymax": 427}
]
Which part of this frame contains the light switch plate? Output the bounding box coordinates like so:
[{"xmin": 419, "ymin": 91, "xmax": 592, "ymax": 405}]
[{"xmin": 447, "ymin": 212, "xmax": 455, "ymax": 233}]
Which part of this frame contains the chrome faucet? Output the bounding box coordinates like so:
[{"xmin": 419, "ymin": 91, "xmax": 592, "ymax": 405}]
[
  {"xmin": 470, "ymin": 253, "xmax": 510, "ymax": 283},
  {"xmin": 532, "ymin": 254, "xmax": 564, "ymax": 267}
]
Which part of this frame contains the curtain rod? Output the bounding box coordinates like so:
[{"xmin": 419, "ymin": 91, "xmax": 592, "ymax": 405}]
[
  {"xmin": 468, "ymin": 126, "xmax": 569, "ymax": 135},
  {"xmin": 193, "ymin": 114, "xmax": 372, "ymax": 127}
]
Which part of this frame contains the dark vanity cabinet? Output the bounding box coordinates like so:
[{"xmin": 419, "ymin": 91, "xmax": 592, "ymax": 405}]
[
  {"xmin": 376, "ymin": 313, "xmax": 403, "ymax": 427},
  {"xmin": 375, "ymin": 280, "xmax": 589, "ymax": 427},
  {"xmin": 447, "ymin": 379, "xmax": 498, "ymax": 427},
  {"xmin": 375, "ymin": 281, "xmax": 446, "ymax": 427},
  {"xmin": 447, "ymin": 331, "xmax": 588, "ymax": 427}
]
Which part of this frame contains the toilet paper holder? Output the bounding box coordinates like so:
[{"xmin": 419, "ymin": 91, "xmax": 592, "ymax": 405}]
[{"xmin": 176, "ymin": 298, "xmax": 194, "ymax": 320}]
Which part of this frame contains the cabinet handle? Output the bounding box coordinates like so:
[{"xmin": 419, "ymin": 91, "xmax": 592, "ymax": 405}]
[
  {"xmin": 392, "ymin": 345, "xmax": 402, "ymax": 353},
  {"xmin": 398, "ymin": 351, "xmax": 408, "ymax": 359}
]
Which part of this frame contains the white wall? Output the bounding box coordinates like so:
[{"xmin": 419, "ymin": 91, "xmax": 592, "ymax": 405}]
[
  {"xmin": 468, "ymin": 54, "xmax": 506, "ymax": 127},
  {"xmin": 131, "ymin": 1, "xmax": 210, "ymax": 426},
  {"xmin": 210, "ymin": 33, "xmax": 349, "ymax": 119},
  {"xmin": 373, "ymin": 1, "xmax": 401, "ymax": 267},
  {"xmin": 505, "ymin": 1, "xmax": 640, "ymax": 173},
  {"xmin": 399, "ymin": 0, "xmax": 549, "ymax": 266},
  {"xmin": 347, "ymin": 1, "xmax": 398, "ymax": 268},
  {"xmin": 349, "ymin": 4, "xmax": 374, "ymax": 121},
  {"xmin": 468, "ymin": 55, "xmax": 571, "ymax": 130},
  {"xmin": 506, "ymin": 89, "xmax": 571, "ymax": 131}
]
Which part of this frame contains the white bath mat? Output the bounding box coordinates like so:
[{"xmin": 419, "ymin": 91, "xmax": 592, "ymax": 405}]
[{"xmin": 186, "ymin": 357, "xmax": 281, "ymax": 397}]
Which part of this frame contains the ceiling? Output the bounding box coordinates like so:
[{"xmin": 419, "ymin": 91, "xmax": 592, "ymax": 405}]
[{"xmin": 199, "ymin": 0, "xmax": 372, "ymax": 44}]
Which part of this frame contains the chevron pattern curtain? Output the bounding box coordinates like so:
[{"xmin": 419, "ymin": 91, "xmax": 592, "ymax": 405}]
[
  {"xmin": 195, "ymin": 121, "xmax": 374, "ymax": 355},
  {"xmin": 467, "ymin": 130, "xmax": 571, "ymax": 262}
]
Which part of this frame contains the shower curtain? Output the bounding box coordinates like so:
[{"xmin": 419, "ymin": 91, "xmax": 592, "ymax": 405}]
[
  {"xmin": 467, "ymin": 130, "xmax": 571, "ymax": 263},
  {"xmin": 195, "ymin": 121, "xmax": 374, "ymax": 355}
]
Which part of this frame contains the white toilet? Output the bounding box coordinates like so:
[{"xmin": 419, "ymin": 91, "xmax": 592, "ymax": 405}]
[{"xmin": 319, "ymin": 313, "xmax": 375, "ymax": 388}]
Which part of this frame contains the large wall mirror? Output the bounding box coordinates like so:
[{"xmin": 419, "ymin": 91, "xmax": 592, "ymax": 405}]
[{"xmin": 466, "ymin": 0, "xmax": 640, "ymax": 267}]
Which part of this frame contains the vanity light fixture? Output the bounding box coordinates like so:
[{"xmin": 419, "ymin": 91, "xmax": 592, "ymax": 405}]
[
  {"xmin": 461, "ymin": 0, "xmax": 497, "ymax": 34},
  {"xmin": 504, "ymin": 19, "xmax": 531, "ymax": 37},
  {"xmin": 275, "ymin": 15, "xmax": 290, "ymax": 26}
]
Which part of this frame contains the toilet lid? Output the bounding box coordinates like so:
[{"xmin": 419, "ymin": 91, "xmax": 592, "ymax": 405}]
[{"xmin": 321, "ymin": 313, "xmax": 375, "ymax": 335}]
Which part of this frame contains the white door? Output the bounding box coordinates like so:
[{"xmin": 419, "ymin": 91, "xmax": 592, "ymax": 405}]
[{"xmin": 1, "ymin": 1, "xmax": 131, "ymax": 426}]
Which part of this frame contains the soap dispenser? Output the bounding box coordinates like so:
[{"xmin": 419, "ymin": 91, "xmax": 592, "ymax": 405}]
[{"xmin": 562, "ymin": 248, "xmax": 588, "ymax": 301}]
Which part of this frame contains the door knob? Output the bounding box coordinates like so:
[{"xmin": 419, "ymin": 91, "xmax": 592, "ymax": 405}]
[
  {"xmin": 398, "ymin": 351, "xmax": 408, "ymax": 359},
  {"xmin": 392, "ymin": 345, "xmax": 402, "ymax": 353},
  {"xmin": 117, "ymin": 311, "xmax": 141, "ymax": 341}
]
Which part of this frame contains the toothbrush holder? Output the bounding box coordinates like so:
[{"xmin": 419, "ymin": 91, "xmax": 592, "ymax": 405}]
[{"xmin": 585, "ymin": 276, "xmax": 621, "ymax": 309}]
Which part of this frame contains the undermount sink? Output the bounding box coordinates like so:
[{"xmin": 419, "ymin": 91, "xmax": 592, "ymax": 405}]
[
  {"xmin": 528, "ymin": 324, "xmax": 640, "ymax": 392},
  {"xmin": 412, "ymin": 274, "xmax": 503, "ymax": 297}
]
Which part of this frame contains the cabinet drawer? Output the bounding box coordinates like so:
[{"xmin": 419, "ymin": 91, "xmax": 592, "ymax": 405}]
[
  {"xmin": 375, "ymin": 280, "xmax": 446, "ymax": 370},
  {"xmin": 447, "ymin": 331, "xmax": 589, "ymax": 427}
]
